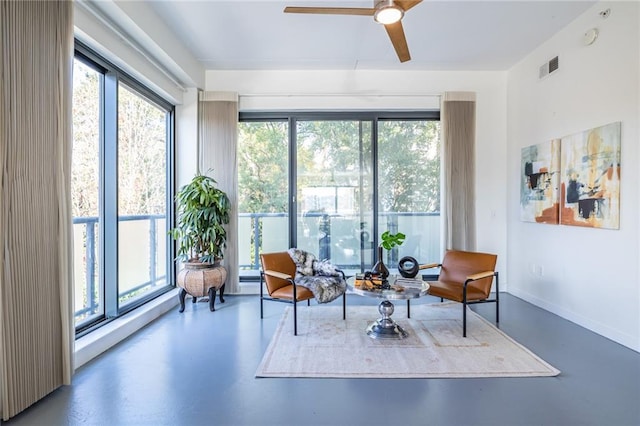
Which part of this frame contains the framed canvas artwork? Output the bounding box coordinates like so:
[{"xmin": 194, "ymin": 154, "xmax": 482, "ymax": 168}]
[
  {"xmin": 520, "ymin": 139, "xmax": 560, "ymax": 224},
  {"xmin": 560, "ymin": 121, "xmax": 621, "ymax": 229}
]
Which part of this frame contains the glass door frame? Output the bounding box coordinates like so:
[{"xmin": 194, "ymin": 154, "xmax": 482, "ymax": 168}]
[{"xmin": 239, "ymin": 110, "xmax": 440, "ymax": 281}]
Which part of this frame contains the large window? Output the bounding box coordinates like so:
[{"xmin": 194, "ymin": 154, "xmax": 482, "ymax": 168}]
[
  {"xmin": 72, "ymin": 42, "xmax": 174, "ymax": 333},
  {"xmin": 238, "ymin": 112, "xmax": 440, "ymax": 279}
]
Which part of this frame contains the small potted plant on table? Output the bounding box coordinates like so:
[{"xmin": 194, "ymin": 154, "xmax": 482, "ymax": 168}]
[
  {"xmin": 170, "ymin": 172, "xmax": 230, "ymax": 312},
  {"xmin": 371, "ymin": 231, "xmax": 406, "ymax": 280}
]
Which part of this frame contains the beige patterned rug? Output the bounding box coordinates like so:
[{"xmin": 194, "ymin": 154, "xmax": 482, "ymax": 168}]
[{"xmin": 256, "ymin": 302, "xmax": 560, "ymax": 378}]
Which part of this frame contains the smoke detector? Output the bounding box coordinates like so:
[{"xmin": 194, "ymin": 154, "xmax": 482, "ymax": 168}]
[{"xmin": 583, "ymin": 28, "xmax": 599, "ymax": 46}]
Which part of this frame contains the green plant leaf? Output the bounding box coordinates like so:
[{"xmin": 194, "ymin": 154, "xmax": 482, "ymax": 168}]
[
  {"xmin": 380, "ymin": 231, "xmax": 406, "ymax": 250},
  {"xmin": 169, "ymin": 172, "xmax": 231, "ymax": 263}
]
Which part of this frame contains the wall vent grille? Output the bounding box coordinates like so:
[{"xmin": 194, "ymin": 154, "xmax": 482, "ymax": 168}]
[{"xmin": 539, "ymin": 56, "xmax": 560, "ymax": 79}]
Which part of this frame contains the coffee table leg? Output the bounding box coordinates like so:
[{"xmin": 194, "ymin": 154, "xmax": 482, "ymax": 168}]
[{"xmin": 366, "ymin": 300, "xmax": 408, "ymax": 339}]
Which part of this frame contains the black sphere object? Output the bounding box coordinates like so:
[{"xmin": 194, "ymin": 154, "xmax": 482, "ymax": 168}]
[{"xmin": 398, "ymin": 256, "xmax": 419, "ymax": 278}]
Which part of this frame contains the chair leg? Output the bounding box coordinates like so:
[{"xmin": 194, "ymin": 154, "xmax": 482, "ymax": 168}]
[
  {"xmin": 463, "ymin": 301, "xmax": 467, "ymax": 338},
  {"xmin": 260, "ymin": 276, "xmax": 264, "ymax": 319},
  {"xmin": 462, "ymin": 282, "xmax": 469, "ymax": 337},
  {"xmin": 307, "ymin": 299, "xmax": 310, "ymax": 306},
  {"xmin": 495, "ymin": 272, "xmax": 500, "ymax": 323},
  {"xmin": 342, "ymin": 292, "xmax": 346, "ymax": 320},
  {"xmin": 294, "ymin": 299, "xmax": 298, "ymax": 336},
  {"xmin": 407, "ymin": 300, "xmax": 410, "ymax": 318}
]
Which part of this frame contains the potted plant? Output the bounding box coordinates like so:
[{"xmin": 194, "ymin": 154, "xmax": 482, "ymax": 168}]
[
  {"xmin": 170, "ymin": 172, "xmax": 230, "ymax": 265},
  {"xmin": 170, "ymin": 172, "xmax": 231, "ymax": 312},
  {"xmin": 371, "ymin": 231, "xmax": 406, "ymax": 279}
]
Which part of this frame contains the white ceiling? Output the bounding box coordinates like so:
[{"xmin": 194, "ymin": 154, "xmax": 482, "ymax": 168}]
[{"xmin": 147, "ymin": 0, "xmax": 597, "ymax": 71}]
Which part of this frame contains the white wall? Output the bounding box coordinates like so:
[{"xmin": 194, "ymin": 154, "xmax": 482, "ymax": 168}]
[
  {"xmin": 206, "ymin": 69, "xmax": 509, "ymax": 284},
  {"xmin": 507, "ymin": 1, "xmax": 640, "ymax": 351}
]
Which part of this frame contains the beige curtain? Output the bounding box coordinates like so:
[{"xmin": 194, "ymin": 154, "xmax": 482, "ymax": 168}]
[
  {"xmin": 441, "ymin": 92, "xmax": 477, "ymax": 252},
  {"xmin": 0, "ymin": 0, "xmax": 74, "ymax": 420},
  {"xmin": 198, "ymin": 92, "xmax": 239, "ymax": 293}
]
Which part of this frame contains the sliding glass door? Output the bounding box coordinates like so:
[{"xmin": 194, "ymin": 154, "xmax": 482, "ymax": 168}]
[
  {"xmin": 117, "ymin": 82, "xmax": 170, "ymax": 308},
  {"xmin": 296, "ymin": 120, "xmax": 374, "ymax": 276},
  {"xmin": 238, "ymin": 112, "xmax": 440, "ymax": 280},
  {"xmin": 237, "ymin": 120, "xmax": 290, "ymax": 277}
]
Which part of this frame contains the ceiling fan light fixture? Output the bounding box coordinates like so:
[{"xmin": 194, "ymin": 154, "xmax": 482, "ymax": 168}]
[{"xmin": 374, "ymin": 2, "xmax": 403, "ymax": 25}]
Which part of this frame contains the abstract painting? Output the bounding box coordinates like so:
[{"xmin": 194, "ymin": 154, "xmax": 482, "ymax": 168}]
[
  {"xmin": 520, "ymin": 140, "xmax": 560, "ymax": 223},
  {"xmin": 560, "ymin": 122, "xmax": 621, "ymax": 229}
]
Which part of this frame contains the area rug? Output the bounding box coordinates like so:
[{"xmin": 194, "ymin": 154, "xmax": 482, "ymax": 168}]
[{"xmin": 256, "ymin": 302, "xmax": 560, "ymax": 378}]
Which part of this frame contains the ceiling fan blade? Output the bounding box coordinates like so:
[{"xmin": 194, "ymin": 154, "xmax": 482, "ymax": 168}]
[
  {"xmin": 384, "ymin": 21, "xmax": 411, "ymax": 62},
  {"xmin": 284, "ymin": 6, "xmax": 375, "ymax": 16},
  {"xmin": 395, "ymin": 0, "xmax": 423, "ymax": 12}
]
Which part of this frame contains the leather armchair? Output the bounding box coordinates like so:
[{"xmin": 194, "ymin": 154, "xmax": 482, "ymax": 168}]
[
  {"xmin": 424, "ymin": 250, "xmax": 498, "ymax": 337},
  {"xmin": 260, "ymin": 251, "xmax": 346, "ymax": 336}
]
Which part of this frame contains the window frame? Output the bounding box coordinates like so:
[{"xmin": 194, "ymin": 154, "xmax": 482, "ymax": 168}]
[
  {"xmin": 73, "ymin": 40, "xmax": 176, "ymax": 337},
  {"xmin": 238, "ymin": 110, "xmax": 440, "ymax": 281}
]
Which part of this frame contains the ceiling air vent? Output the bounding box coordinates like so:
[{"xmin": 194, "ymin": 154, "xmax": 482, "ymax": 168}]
[{"xmin": 539, "ymin": 56, "xmax": 560, "ymax": 79}]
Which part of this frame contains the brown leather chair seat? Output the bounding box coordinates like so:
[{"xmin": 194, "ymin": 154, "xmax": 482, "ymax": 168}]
[
  {"xmin": 427, "ymin": 280, "xmax": 488, "ymax": 302},
  {"xmin": 270, "ymin": 285, "xmax": 314, "ymax": 301}
]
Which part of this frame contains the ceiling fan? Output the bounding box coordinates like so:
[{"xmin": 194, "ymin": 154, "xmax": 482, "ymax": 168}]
[{"xmin": 284, "ymin": 0, "xmax": 423, "ymax": 63}]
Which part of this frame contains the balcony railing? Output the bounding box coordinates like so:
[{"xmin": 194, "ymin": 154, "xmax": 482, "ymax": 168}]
[
  {"xmin": 74, "ymin": 211, "xmax": 440, "ymax": 324},
  {"xmin": 239, "ymin": 211, "xmax": 440, "ymax": 277},
  {"xmin": 73, "ymin": 214, "xmax": 167, "ymax": 325}
]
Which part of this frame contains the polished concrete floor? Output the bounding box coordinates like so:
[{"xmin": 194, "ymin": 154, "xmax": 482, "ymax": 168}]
[{"xmin": 5, "ymin": 293, "xmax": 640, "ymax": 426}]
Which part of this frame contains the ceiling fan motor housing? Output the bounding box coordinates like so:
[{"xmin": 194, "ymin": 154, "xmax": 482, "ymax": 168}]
[
  {"xmin": 374, "ymin": 0, "xmax": 404, "ymax": 24},
  {"xmin": 375, "ymin": 0, "xmax": 396, "ymax": 8}
]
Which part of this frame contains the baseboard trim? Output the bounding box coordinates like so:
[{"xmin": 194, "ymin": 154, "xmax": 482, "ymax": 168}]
[
  {"xmin": 237, "ymin": 282, "xmax": 260, "ymax": 294},
  {"xmin": 509, "ymin": 287, "xmax": 639, "ymax": 353}
]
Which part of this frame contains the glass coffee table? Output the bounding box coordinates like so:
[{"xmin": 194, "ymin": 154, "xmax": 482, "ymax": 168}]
[{"xmin": 346, "ymin": 275, "xmax": 430, "ymax": 339}]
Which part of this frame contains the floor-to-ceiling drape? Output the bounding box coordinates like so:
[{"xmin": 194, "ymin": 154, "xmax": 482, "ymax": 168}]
[
  {"xmin": 0, "ymin": 0, "xmax": 74, "ymax": 420},
  {"xmin": 198, "ymin": 92, "xmax": 239, "ymax": 293},
  {"xmin": 441, "ymin": 92, "xmax": 477, "ymax": 251}
]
